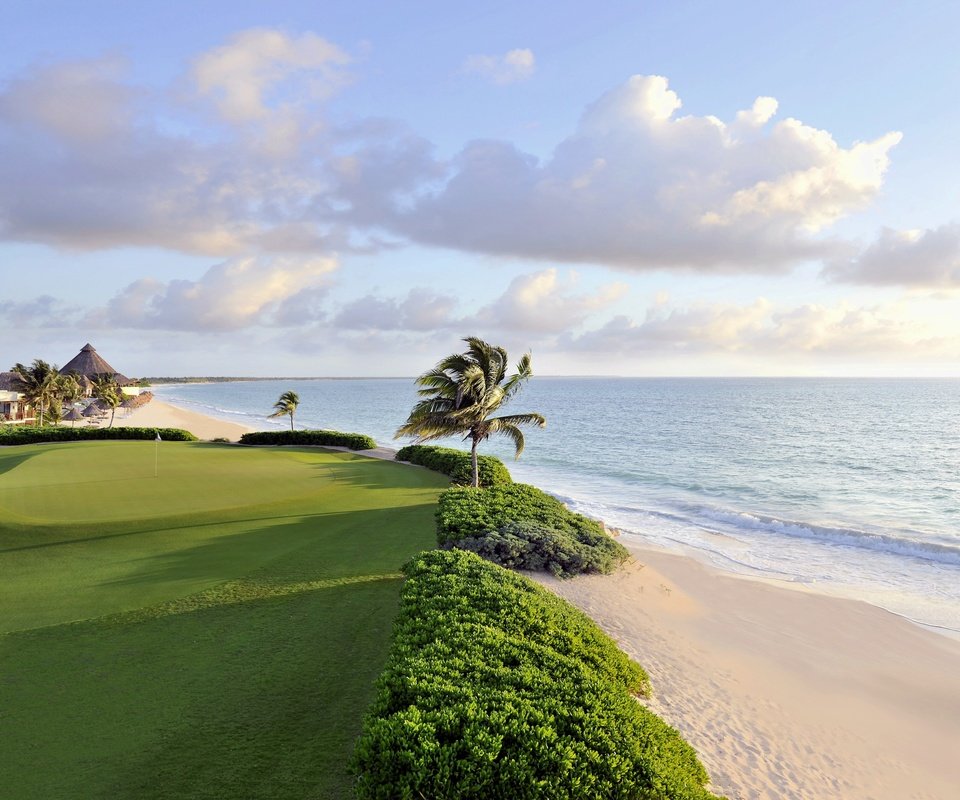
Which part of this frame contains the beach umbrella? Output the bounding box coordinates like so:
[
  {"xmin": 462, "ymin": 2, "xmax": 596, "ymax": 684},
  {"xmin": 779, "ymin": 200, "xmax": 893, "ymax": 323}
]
[
  {"xmin": 120, "ymin": 396, "xmax": 138, "ymax": 417},
  {"xmin": 64, "ymin": 407, "xmax": 83, "ymax": 426},
  {"xmin": 82, "ymin": 402, "xmax": 103, "ymax": 419}
]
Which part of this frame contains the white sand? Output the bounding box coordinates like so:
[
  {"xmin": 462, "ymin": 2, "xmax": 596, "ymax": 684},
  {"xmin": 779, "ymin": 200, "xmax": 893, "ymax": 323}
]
[
  {"xmin": 533, "ymin": 544, "xmax": 960, "ymax": 800},
  {"xmin": 111, "ymin": 399, "xmax": 255, "ymax": 441}
]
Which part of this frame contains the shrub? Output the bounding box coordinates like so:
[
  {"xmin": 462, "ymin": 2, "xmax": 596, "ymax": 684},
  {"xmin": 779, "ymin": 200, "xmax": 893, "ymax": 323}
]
[
  {"xmin": 238, "ymin": 429, "xmax": 376, "ymax": 450},
  {"xmin": 0, "ymin": 426, "xmax": 197, "ymax": 445},
  {"xmin": 395, "ymin": 444, "xmax": 512, "ymax": 487},
  {"xmin": 436, "ymin": 483, "xmax": 629, "ymax": 577},
  {"xmin": 352, "ymin": 550, "xmax": 721, "ymax": 800}
]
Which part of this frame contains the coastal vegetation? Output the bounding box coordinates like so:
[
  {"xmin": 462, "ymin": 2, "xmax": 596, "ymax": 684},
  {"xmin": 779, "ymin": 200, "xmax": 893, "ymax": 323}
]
[
  {"xmin": 92, "ymin": 374, "xmax": 123, "ymax": 428},
  {"xmin": 395, "ymin": 443, "xmax": 513, "ymax": 486},
  {"xmin": 0, "ymin": 440, "xmax": 446, "ymax": 799},
  {"xmin": 352, "ymin": 549, "xmax": 721, "ymax": 800},
  {"xmin": 396, "ymin": 337, "xmax": 546, "ymax": 487},
  {"xmin": 239, "ymin": 429, "xmax": 376, "ymax": 450},
  {"xmin": 268, "ymin": 390, "xmax": 300, "ymax": 430},
  {"xmin": 437, "ymin": 483, "xmax": 629, "ymax": 577},
  {"xmin": 0, "ymin": 425, "xmax": 197, "ymax": 444},
  {"xmin": 9, "ymin": 359, "xmax": 66, "ymax": 426}
]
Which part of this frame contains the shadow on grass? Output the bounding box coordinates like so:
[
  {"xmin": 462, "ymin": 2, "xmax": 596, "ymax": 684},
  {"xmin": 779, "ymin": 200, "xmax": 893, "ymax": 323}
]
[
  {"xmin": 2, "ymin": 578, "xmax": 405, "ymax": 800},
  {"xmin": 0, "ymin": 448, "xmax": 39, "ymax": 477},
  {"xmin": 93, "ymin": 503, "xmax": 437, "ymax": 599}
]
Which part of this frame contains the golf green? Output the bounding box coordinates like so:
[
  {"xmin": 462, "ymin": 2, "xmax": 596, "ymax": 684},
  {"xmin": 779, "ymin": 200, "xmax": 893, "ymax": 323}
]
[{"xmin": 0, "ymin": 441, "xmax": 447, "ymax": 799}]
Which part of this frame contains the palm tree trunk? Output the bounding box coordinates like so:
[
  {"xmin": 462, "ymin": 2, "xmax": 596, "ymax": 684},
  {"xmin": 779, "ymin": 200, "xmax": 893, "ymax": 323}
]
[
  {"xmin": 470, "ymin": 436, "xmax": 479, "ymax": 488},
  {"xmin": 290, "ymin": 413, "xmax": 294, "ymax": 432},
  {"xmin": 109, "ymin": 407, "xmax": 116, "ymax": 428}
]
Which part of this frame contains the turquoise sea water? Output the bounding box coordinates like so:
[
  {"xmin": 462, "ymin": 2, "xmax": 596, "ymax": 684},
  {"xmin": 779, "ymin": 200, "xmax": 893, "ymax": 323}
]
[{"xmin": 152, "ymin": 378, "xmax": 960, "ymax": 634}]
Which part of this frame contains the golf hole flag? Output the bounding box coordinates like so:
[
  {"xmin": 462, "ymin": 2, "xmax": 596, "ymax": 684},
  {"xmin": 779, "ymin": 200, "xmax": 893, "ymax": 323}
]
[{"xmin": 155, "ymin": 432, "xmax": 161, "ymax": 442}]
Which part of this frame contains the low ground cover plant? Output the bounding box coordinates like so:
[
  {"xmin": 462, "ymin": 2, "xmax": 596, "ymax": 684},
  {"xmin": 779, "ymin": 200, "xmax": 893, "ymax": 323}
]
[
  {"xmin": 239, "ymin": 429, "xmax": 376, "ymax": 450},
  {"xmin": 395, "ymin": 444, "xmax": 512, "ymax": 486},
  {"xmin": 352, "ymin": 549, "xmax": 721, "ymax": 800},
  {"xmin": 437, "ymin": 483, "xmax": 629, "ymax": 576},
  {"xmin": 0, "ymin": 426, "xmax": 197, "ymax": 444}
]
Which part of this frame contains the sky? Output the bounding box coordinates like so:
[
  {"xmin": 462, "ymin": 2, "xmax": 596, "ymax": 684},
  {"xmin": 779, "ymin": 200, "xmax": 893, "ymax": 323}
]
[{"xmin": 2, "ymin": 0, "xmax": 959, "ymax": 377}]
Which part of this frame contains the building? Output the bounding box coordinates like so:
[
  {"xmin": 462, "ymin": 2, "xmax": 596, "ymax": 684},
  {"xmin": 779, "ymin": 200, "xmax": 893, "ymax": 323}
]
[
  {"xmin": 0, "ymin": 372, "xmax": 29, "ymax": 421},
  {"xmin": 2, "ymin": 344, "xmax": 139, "ymax": 423}
]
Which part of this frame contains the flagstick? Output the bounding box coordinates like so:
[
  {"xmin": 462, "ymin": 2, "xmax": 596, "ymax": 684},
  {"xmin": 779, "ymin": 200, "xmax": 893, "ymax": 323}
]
[{"xmin": 154, "ymin": 431, "xmax": 161, "ymax": 478}]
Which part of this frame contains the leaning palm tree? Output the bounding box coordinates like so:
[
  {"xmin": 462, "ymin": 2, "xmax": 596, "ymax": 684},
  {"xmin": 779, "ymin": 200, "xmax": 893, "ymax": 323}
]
[
  {"xmin": 91, "ymin": 374, "xmax": 122, "ymax": 428},
  {"xmin": 396, "ymin": 337, "xmax": 546, "ymax": 487},
  {"xmin": 10, "ymin": 360, "xmax": 60, "ymax": 426},
  {"xmin": 269, "ymin": 390, "xmax": 300, "ymax": 431}
]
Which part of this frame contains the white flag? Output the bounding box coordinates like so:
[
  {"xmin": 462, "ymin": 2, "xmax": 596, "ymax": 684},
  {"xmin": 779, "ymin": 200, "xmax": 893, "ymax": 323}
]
[{"xmin": 155, "ymin": 432, "xmax": 162, "ymax": 442}]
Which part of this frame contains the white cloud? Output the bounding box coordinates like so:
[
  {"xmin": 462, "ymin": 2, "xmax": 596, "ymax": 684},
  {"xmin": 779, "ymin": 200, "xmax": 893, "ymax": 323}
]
[
  {"xmin": 0, "ymin": 44, "xmax": 903, "ymax": 282},
  {"xmin": 0, "ymin": 56, "xmax": 137, "ymax": 143},
  {"xmin": 94, "ymin": 257, "xmax": 337, "ymax": 331},
  {"xmin": 0, "ymin": 35, "xmax": 348, "ymax": 254},
  {"xmin": 193, "ymin": 28, "xmax": 351, "ymax": 123},
  {"xmin": 463, "ymin": 48, "xmax": 535, "ymax": 85},
  {"xmin": 333, "ymin": 288, "xmax": 459, "ymax": 331},
  {"xmin": 471, "ymin": 269, "xmax": 627, "ymax": 332},
  {"xmin": 0, "ymin": 295, "xmax": 80, "ymax": 328},
  {"xmin": 351, "ymin": 75, "xmax": 900, "ymax": 273},
  {"xmin": 825, "ymin": 223, "xmax": 960, "ymax": 287},
  {"xmin": 565, "ymin": 297, "xmax": 955, "ymax": 357}
]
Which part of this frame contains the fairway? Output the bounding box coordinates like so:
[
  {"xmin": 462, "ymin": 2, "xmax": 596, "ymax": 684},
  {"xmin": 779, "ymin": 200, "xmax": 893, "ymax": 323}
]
[{"xmin": 0, "ymin": 441, "xmax": 447, "ymax": 799}]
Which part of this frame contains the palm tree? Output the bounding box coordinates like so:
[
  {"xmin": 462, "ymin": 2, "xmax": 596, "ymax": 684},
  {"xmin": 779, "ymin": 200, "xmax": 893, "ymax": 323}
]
[
  {"xmin": 269, "ymin": 390, "xmax": 300, "ymax": 431},
  {"xmin": 395, "ymin": 337, "xmax": 546, "ymax": 487},
  {"xmin": 10, "ymin": 360, "xmax": 60, "ymax": 426},
  {"xmin": 91, "ymin": 374, "xmax": 122, "ymax": 428}
]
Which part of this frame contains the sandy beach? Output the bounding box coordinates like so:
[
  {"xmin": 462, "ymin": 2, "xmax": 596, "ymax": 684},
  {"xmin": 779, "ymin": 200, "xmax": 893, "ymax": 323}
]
[
  {"xmin": 534, "ymin": 544, "xmax": 960, "ymax": 800},
  {"xmin": 112, "ymin": 398, "xmax": 255, "ymax": 441}
]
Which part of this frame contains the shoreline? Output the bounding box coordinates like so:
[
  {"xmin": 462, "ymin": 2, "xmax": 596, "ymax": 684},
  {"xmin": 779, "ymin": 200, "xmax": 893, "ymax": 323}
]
[
  {"xmin": 112, "ymin": 398, "xmax": 256, "ymax": 441},
  {"xmin": 118, "ymin": 396, "xmax": 960, "ymax": 797}
]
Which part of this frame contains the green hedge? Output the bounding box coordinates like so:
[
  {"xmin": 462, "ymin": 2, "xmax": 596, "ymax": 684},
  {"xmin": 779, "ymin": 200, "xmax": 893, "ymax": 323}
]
[
  {"xmin": 395, "ymin": 444, "xmax": 512, "ymax": 487},
  {"xmin": 238, "ymin": 429, "xmax": 377, "ymax": 450},
  {"xmin": 0, "ymin": 426, "xmax": 197, "ymax": 444},
  {"xmin": 352, "ymin": 550, "xmax": 721, "ymax": 800},
  {"xmin": 436, "ymin": 483, "xmax": 629, "ymax": 577}
]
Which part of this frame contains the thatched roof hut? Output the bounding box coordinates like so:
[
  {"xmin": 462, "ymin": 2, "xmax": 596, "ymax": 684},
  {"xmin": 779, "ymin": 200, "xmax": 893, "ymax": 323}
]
[{"xmin": 61, "ymin": 344, "xmax": 131, "ymax": 385}]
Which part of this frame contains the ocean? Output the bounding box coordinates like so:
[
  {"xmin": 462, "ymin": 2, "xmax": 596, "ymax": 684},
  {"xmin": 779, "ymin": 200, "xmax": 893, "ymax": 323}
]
[{"xmin": 152, "ymin": 377, "xmax": 960, "ymax": 635}]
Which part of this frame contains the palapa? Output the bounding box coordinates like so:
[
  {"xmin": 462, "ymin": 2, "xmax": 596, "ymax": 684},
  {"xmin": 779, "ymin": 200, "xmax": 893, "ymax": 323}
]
[{"xmin": 61, "ymin": 343, "xmax": 131, "ymax": 385}]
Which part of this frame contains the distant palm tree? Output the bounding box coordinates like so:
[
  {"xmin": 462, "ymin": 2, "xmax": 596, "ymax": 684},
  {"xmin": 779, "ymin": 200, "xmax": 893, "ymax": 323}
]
[
  {"xmin": 395, "ymin": 337, "xmax": 546, "ymax": 487},
  {"xmin": 10, "ymin": 360, "xmax": 60, "ymax": 426},
  {"xmin": 269, "ymin": 390, "xmax": 300, "ymax": 431},
  {"xmin": 91, "ymin": 374, "xmax": 122, "ymax": 428}
]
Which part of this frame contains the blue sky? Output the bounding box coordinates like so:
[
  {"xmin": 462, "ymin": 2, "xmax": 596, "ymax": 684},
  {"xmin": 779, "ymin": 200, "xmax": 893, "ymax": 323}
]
[{"xmin": 2, "ymin": 1, "xmax": 959, "ymax": 376}]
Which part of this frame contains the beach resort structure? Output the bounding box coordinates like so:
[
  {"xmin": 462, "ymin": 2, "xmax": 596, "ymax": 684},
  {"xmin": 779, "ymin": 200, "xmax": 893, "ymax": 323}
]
[
  {"xmin": 0, "ymin": 372, "xmax": 29, "ymax": 421},
  {"xmin": 2, "ymin": 343, "xmax": 140, "ymax": 423},
  {"xmin": 60, "ymin": 343, "xmax": 135, "ymax": 396}
]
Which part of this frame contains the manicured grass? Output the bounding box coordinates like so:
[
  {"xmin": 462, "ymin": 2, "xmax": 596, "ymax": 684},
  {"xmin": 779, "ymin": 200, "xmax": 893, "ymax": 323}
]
[{"xmin": 0, "ymin": 441, "xmax": 447, "ymax": 799}]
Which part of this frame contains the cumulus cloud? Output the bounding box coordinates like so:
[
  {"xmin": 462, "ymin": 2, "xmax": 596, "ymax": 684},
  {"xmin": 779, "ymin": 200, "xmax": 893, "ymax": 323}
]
[
  {"xmin": 328, "ymin": 269, "xmax": 625, "ymax": 335},
  {"xmin": 333, "ymin": 288, "xmax": 459, "ymax": 331},
  {"xmin": 463, "ymin": 49, "xmax": 535, "ymax": 84},
  {"xmin": 824, "ymin": 223, "xmax": 960, "ymax": 287},
  {"xmin": 0, "ymin": 32, "xmax": 345, "ymax": 254},
  {"xmin": 565, "ymin": 297, "xmax": 951, "ymax": 356},
  {"xmin": 0, "ymin": 41, "xmax": 902, "ymax": 279},
  {"xmin": 92, "ymin": 257, "xmax": 337, "ymax": 331},
  {"xmin": 0, "ymin": 295, "xmax": 80, "ymax": 328},
  {"xmin": 470, "ymin": 269, "xmax": 627, "ymax": 332},
  {"xmin": 350, "ymin": 75, "xmax": 900, "ymax": 272},
  {"xmin": 193, "ymin": 28, "xmax": 350, "ymax": 123}
]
